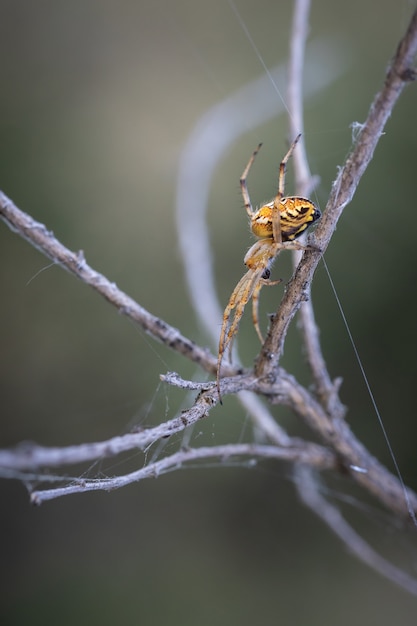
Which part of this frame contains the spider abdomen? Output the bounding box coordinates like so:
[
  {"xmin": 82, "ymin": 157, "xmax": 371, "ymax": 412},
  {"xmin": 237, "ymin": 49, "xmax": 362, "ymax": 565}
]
[{"xmin": 251, "ymin": 196, "xmax": 320, "ymax": 241}]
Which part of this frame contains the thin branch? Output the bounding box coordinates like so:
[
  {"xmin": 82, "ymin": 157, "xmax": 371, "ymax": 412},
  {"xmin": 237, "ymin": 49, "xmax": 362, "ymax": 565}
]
[
  {"xmin": 256, "ymin": 6, "xmax": 417, "ymax": 377},
  {"xmin": 287, "ymin": 0, "xmax": 313, "ymax": 194},
  {"xmin": 2, "ymin": 365, "xmax": 416, "ymax": 520},
  {"xmin": 0, "ymin": 191, "xmax": 218, "ymax": 375},
  {"xmin": 0, "ymin": 371, "xmax": 298, "ymax": 472},
  {"xmin": 0, "ymin": 378, "xmax": 216, "ymax": 471},
  {"xmin": 30, "ymin": 442, "xmax": 335, "ymax": 504},
  {"xmin": 0, "ymin": 3, "xmax": 416, "ymax": 597},
  {"xmin": 162, "ymin": 372, "xmax": 292, "ymax": 447}
]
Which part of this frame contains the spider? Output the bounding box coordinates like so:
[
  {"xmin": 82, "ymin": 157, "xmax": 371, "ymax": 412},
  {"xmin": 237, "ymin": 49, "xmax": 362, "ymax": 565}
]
[{"xmin": 216, "ymin": 133, "xmax": 321, "ymax": 401}]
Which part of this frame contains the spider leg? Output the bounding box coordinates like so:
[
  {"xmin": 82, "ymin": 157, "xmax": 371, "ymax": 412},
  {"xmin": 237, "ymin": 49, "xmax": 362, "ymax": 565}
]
[
  {"xmin": 280, "ymin": 240, "xmax": 310, "ymax": 253},
  {"xmin": 272, "ymin": 205, "xmax": 283, "ymax": 245},
  {"xmin": 277, "ymin": 134, "xmax": 301, "ymax": 198},
  {"xmin": 272, "ymin": 134, "xmax": 302, "ymax": 243},
  {"xmin": 251, "ymin": 282, "xmax": 264, "ymax": 344},
  {"xmin": 217, "ymin": 238, "xmax": 280, "ymax": 400},
  {"xmin": 218, "ymin": 269, "xmax": 260, "ymax": 360},
  {"xmin": 240, "ymin": 143, "xmax": 263, "ymax": 219},
  {"xmin": 251, "ymin": 276, "xmax": 282, "ymax": 344},
  {"xmin": 217, "ymin": 268, "xmax": 263, "ymax": 401}
]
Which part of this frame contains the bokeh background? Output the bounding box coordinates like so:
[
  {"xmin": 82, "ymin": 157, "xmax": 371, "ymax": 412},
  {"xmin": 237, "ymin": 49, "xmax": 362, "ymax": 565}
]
[{"xmin": 1, "ymin": 0, "xmax": 417, "ymax": 624}]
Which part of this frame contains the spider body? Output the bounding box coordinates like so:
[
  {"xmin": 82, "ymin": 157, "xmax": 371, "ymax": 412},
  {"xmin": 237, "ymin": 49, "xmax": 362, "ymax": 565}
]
[
  {"xmin": 251, "ymin": 196, "xmax": 320, "ymax": 240},
  {"xmin": 216, "ymin": 134, "xmax": 321, "ymax": 401}
]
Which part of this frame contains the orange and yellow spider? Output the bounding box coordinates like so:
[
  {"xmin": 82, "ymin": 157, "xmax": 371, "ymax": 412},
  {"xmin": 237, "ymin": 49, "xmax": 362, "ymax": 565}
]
[{"xmin": 216, "ymin": 133, "xmax": 321, "ymax": 400}]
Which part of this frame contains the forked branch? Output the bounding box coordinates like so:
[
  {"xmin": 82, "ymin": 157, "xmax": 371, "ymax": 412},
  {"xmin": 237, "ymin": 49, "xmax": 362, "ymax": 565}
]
[{"xmin": 0, "ymin": 0, "xmax": 417, "ymax": 599}]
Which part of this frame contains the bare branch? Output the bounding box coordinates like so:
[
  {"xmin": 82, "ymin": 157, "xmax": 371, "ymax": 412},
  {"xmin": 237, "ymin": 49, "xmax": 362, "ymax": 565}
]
[
  {"xmin": 3, "ymin": 364, "xmax": 416, "ymax": 521},
  {"xmin": 0, "ymin": 380, "xmax": 216, "ymax": 471},
  {"xmin": 161, "ymin": 373, "xmax": 293, "ymax": 447},
  {"xmin": 30, "ymin": 443, "xmax": 335, "ymax": 504},
  {"xmin": 256, "ymin": 6, "xmax": 417, "ymax": 376},
  {"xmin": 0, "ymin": 191, "xmax": 217, "ymax": 375},
  {"xmin": 1, "ymin": 1, "xmax": 416, "ymax": 596}
]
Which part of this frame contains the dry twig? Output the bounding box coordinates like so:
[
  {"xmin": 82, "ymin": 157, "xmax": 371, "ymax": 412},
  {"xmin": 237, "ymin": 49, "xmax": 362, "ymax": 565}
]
[{"xmin": 1, "ymin": 0, "xmax": 417, "ymax": 597}]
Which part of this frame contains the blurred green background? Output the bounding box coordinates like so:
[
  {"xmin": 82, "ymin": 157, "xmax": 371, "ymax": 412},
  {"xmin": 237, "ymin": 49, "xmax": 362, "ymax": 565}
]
[{"xmin": 1, "ymin": 0, "xmax": 417, "ymax": 624}]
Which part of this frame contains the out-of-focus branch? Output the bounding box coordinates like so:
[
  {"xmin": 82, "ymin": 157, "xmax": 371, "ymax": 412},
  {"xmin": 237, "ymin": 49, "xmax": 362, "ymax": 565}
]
[
  {"xmin": 287, "ymin": 0, "xmax": 314, "ymax": 194},
  {"xmin": 286, "ymin": 0, "xmax": 344, "ymax": 416}
]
